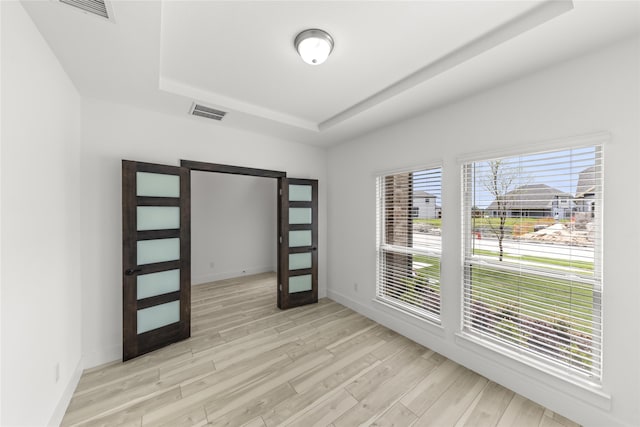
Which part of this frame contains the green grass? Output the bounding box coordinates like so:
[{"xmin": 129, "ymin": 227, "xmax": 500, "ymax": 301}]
[
  {"xmin": 382, "ymin": 255, "xmax": 441, "ymax": 315},
  {"xmin": 382, "ymin": 252, "xmax": 596, "ymax": 370},
  {"xmin": 472, "ymin": 248, "xmax": 594, "ymax": 272},
  {"xmin": 413, "ymin": 217, "xmax": 570, "ymax": 229},
  {"xmin": 408, "ymin": 253, "xmax": 594, "ymax": 329},
  {"xmin": 472, "ymin": 217, "xmax": 572, "ymax": 226},
  {"xmin": 413, "ymin": 218, "xmax": 442, "ymax": 226},
  {"xmin": 469, "ymin": 264, "xmax": 596, "ymax": 371},
  {"xmin": 470, "ymin": 265, "xmax": 594, "ymax": 329},
  {"xmin": 413, "ymin": 254, "xmax": 441, "ymax": 274}
]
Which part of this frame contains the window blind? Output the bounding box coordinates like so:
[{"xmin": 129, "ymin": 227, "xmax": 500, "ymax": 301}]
[
  {"xmin": 376, "ymin": 167, "xmax": 442, "ymax": 320},
  {"xmin": 462, "ymin": 146, "xmax": 602, "ymax": 380}
]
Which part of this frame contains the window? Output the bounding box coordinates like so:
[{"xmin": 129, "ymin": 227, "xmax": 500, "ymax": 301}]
[
  {"xmin": 462, "ymin": 146, "xmax": 603, "ymax": 381},
  {"xmin": 376, "ymin": 167, "xmax": 442, "ymax": 321}
]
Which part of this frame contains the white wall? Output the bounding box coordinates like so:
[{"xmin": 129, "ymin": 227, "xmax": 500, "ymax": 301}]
[
  {"xmin": 80, "ymin": 98, "xmax": 327, "ymax": 367},
  {"xmin": 327, "ymin": 37, "xmax": 639, "ymax": 427},
  {"xmin": 191, "ymin": 171, "xmax": 277, "ymax": 284},
  {"xmin": 1, "ymin": 2, "xmax": 83, "ymax": 426}
]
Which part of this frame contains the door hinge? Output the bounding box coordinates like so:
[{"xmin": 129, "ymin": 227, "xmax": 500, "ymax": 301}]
[
  {"xmin": 279, "ymin": 236, "xmax": 282, "ymax": 244},
  {"xmin": 279, "ymin": 189, "xmax": 282, "ymax": 196},
  {"xmin": 279, "ymin": 284, "xmax": 282, "ymax": 291}
]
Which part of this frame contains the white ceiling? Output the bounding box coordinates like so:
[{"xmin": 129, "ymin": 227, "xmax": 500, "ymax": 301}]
[{"xmin": 21, "ymin": 0, "xmax": 640, "ymax": 147}]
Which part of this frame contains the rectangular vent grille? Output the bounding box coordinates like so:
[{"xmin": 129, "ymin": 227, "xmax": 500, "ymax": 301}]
[
  {"xmin": 59, "ymin": 0, "xmax": 109, "ymax": 19},
  {"xmin": 191, "ymin": 104, "xmax": 227, "ymax": 121}
]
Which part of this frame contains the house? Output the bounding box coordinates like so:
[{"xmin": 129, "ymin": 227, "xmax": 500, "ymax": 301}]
[
  {"xmin": 2, "ymin": 1, "xmax": 639, "ymax": 427},
  {"xmin": 411, "ymin": 191, "xmax": 439, "ymax": 219},
  {"xmin": 485, "ymin": 184, "xmax": 574, "ymax": 219},
  {"xmin": 575, "ymin": 166, "xmax": 597, "ymax": 217}
]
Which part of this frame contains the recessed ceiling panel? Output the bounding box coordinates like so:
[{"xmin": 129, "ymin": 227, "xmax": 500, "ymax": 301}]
[{"xmin": 159, "ymin": 1, "xmax": 542, "ymax": 127}]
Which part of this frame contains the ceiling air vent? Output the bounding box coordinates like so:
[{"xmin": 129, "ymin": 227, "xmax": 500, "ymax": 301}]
[
  {"xmin": 59, "ymin": 0, "xmax": 111, "ymax": 20},
  {"xmin": 190, "ymin": 103, "xmax": 227, "ymax": 121}
]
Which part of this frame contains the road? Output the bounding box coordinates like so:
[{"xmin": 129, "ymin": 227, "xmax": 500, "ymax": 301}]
[{"xmin": 414, "ymin": 233, "xmax": 594, "ymax": 262}]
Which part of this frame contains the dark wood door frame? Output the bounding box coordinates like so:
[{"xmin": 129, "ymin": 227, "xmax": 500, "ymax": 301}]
[
  {"xmin": 180, "ymin": 159, "xmax": 290, "ymax": 306},
  {"xmin": 182, "ymin": 160, "xmax": 320, "ymax": 311},
  {"xmin": 180, "ymin": 160, "xmax": 286, "ymax": 179}
]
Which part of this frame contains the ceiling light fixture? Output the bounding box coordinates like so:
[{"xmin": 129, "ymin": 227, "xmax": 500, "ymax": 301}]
[{"xmin": 294, "ymin": 29, "xmax": 334, "ymax": 65}]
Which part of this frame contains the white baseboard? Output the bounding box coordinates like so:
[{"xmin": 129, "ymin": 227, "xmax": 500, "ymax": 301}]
[
  {"xmin": 192, "ymin": 266, "xmax": 275, "ymax": 285},
  {"xmin": 48, "ymin": 357, "xmax": 83, "ymax": 427},
  {"xmin": 82, "ymin": 344, "xmax": 121, "ymax": 370},
  {"xmin": 326, "ymin": 288, "xmax": 622, "ymax": 427},
  {"xmin": 327, "ymin": 289, "xmax": 445, "ymax": 349}
]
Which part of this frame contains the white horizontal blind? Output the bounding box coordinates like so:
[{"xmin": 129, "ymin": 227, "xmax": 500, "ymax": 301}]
[
  {"xmin": 462, "ymin": 146, "xmax": 603, "ymax": 381},
  {"xmin": 376, "ymin": 167, "xmax": 442, "ymax": 320}
]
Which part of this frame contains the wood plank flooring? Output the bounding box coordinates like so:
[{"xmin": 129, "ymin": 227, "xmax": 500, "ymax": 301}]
[{"xmin": 62, "ymin": 273, "xmax": 581, "ymax": 427}]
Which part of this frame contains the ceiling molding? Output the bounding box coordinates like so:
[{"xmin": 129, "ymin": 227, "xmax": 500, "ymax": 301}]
[
  {"xmin": 159, "ymin": 77, "xmax": 319, "ymax": 131},
  {"xmin": 319, "ymin": 0, "xmax": 574, "ymax": 131}
]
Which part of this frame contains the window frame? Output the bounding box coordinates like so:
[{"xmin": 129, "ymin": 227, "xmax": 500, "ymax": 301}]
[
  {"xmin": 460, "ymin": 140, "xmax": 604, "ymax": 384},
  {"xmin": 375, "ymin": 164, "xmax": 443, "ymax": 324}
]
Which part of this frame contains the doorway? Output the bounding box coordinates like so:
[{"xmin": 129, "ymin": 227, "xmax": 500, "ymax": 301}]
[
  {"xmin": 190, "ymin": 171, "xmax": 277, "ymax": 285},
  {"xmin": 121, "ymin": 159, "xmax": 318, "ymax": 360}
]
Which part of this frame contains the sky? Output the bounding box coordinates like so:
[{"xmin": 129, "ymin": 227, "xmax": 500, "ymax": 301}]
[{"xmin": 412, "ymin": 146, "xmax": 599, "ymax": 209}]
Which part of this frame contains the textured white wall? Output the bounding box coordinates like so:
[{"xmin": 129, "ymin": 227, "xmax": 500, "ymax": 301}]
[
  {"xmin": 1, "ymin": 2, "xmax": 83, "ymax": 425},
  {"xmin": 327, "ymin": 37, "xmax": 639, "ymax": 427},
  {"xmin": 191, "ymin": 171, "xmax": 277, "ymax": 285},
  {"xmin": 80, "ymin": 98, "xmax": 327, "ymax": 368}
]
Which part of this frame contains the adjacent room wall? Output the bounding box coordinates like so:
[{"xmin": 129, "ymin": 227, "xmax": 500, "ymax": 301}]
[
  {"xmin": 191, "ymin": 172, "xmax": 277, "ymax": 285},
  {"xmin": 1, "ymin": 2, "xmax": 83, "ymax": 426},
  {"xmin": 80, "ymin": 98, "xmax": 327, "ymax": 368},
  {"xmin": 326, "ymin": 37, "xmax": 639, "ymax": 427}
]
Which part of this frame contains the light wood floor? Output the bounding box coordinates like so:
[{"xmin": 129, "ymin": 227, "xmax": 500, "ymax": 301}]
[{"xmin": 62, "ymin": 273, "xmax": 581, "ymax": 427}]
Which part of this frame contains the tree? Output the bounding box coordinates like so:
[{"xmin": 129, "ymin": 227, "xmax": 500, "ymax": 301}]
[{"xmin": 482, "ymin": 160, "xmax": 520, "ymax": 261}]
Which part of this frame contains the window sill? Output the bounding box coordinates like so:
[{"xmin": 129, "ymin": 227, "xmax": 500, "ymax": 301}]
[{"xmin": 455, "ymin": 332, "xmax": 612, "ymax": 410}]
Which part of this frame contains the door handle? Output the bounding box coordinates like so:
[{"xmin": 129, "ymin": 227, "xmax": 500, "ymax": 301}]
[{"xmin": 125, "ymin": 268, "xmax": 142, "ymax": 276}]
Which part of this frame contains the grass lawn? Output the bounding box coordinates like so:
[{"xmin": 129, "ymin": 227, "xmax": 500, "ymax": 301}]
[
  {"xmin": 413, "ymin": 254, "xmax": 441, "ymax": 276},
  {"xmin": 408, "ymin": 253, "xmax": 594, "ymax": 331},
  {"xmin": 469, "ymin": 264, "xmax": 595, "ymax": 331},
  {"xmin": 414, "ymin": 218, "xmax": 442, "ymax": 226},
  {"xmin": 383, "ymin": 252, "xmax": 596, "ymax": 371},
  {"xmin": 469, "ymin": 263, "xmax": 597, "ymax": 372},
  {"xmin": 413, "ymin": 217, "xmax": 572, "ymax": 229},
  {"xmin": 382, "ymin": 254, "xmax": 441, "ymax": 314},
  {"xmin": 472, "ymin": 248, "xmax": 594, "ymax": 272}
]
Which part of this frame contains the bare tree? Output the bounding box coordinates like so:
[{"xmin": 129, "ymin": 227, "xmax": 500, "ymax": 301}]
[{"xmin": 482, "ymin": 160, "xmax": 520, "ymax": 261}]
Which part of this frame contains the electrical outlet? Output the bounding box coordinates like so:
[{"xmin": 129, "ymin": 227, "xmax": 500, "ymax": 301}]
[
  {"xmin": 54, "ymin": 363, "xmax": 60, "ymax": 383},
  {"xmin": 209, "ymin": 261, "xmax": 215, "ymax": 269},
  {"xmin": 354, "ymin": 283, "xmax": 358, "ymax": 292}
]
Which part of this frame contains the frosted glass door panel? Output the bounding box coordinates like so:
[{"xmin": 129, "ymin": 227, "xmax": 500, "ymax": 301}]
[
  {"xmin": 289, "ymin": 208, "xmax": 312, "ymax": 224},
  {"xmin": 289, "ymin": 275, "xmax": 312, "ymax": 293},
  {"xmin": 289, "ymin": 253, "xmax": 312, "ymax": 270},
  {"xmin": 137, "ymin": 300, "xmax": 179, "ymax": 334},
  {"xmin": 137, "ymin": 238, "xmax": 180, "ymax": 265},
  {"xmin": 289, "ymin": 230, "xmax": 312, "ymax": 247},
  {"xmin": 136, "ymin": 172, "xmax": 180, "ymax": 197},
  {"xmin": 137, "ymin": 206, "xmax": 180, "ymax": 231},
  {"xmin": 289, "ymin": 185, "xmax": 312, "ymax": 202},
  {"xmin": 137, "ymin": 269, "xmax": 180, "ymax": 300}
]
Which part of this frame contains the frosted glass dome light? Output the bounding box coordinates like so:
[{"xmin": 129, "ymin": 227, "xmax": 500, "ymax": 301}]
[{"xmin": 294, "ymin": 29, "xmax": 334, "ymax": 65}]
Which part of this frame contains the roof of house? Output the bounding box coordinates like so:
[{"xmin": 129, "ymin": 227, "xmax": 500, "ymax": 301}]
[
  {"xmin": 486, "ymin": 184, "xmax": 572, "ymax": 211},
  {"xmin": 575, "ymin": 166, "xmax": 597, "ymax": 198},
  {"xmin": 413, "ymin": 190, "xmax": 437, "ymax": 199}
]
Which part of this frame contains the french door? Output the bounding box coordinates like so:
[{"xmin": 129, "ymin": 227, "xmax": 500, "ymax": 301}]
[
  {"xmin": 122, "ymin": 160, "xmax": 318, "ymax": 360},
  {"xmin": 278, "ymin": 178, "xmax": 318, "ymax": 309},
  {"xmin": 121, "ymin": 161, "xmax": 190, "ymax": 361}
]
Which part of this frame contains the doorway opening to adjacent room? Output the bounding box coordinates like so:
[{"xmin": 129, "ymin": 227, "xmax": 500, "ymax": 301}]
[{"xmin": 121, "ymin": 159, "xmax": 318, "ymax": 360}]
